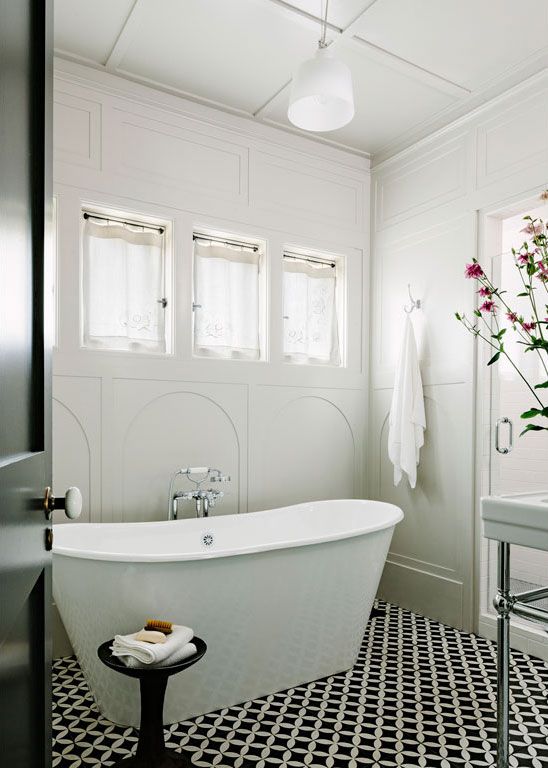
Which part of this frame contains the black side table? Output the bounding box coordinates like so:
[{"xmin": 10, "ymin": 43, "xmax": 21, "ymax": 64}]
[{"xmin": 98, "ymin": 636, "xmax": 207, "ymax": 767}]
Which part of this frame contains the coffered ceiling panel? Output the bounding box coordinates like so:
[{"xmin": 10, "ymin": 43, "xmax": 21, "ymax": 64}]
[
  {"xmin": 116, "ymin": 0, "xmax": 319, "ymax": 113},
  {"xmin": 54, "ymin": 0, "xmax": 136, "ymax": 64},
  {"xmin": 280, "ymin": 0, "xmax": 376, "ymax": 29},
  {"xmin": 262, "ymin": 40, "xmax": 457, "ymax": 154},
  {"xmin": 353, "ymin": 0, "xmax": 548, "ymax": 91}
]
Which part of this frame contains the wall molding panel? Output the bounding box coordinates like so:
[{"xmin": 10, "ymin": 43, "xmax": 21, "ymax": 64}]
[
  {"xmin": 475, "ymin": 92, "xmax": 548, "ymax": 191},
  {"xmin": 372, "ymin": 214, "xmax": 476, "ymax": 390},
  {"xmin": 54, "ymin": 90, "xmax": 102, "ymax": 170},
  {"xmin": 110, "ymin": 107, "xmax": 249, "ymax": 205},
  {"xmin": 52, "ymin": 376, "xmax": 102, "ymax": 525},
  {"xmin": 250, "ymin": 150, "xmax": 364, "ymax": 231},
  {"xmin": 374, "ymin": 134, "xmax": 469, "ymax": 232},
  {"xmin": 249, "ymin": 386, "xmax": 365, "ymax": 514}
]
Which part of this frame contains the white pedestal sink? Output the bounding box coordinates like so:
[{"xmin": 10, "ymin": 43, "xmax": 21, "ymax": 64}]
[
  {"xmin": 482, "ymin": 491, "xmax": 548, "ymax": 551},
  {"xmin": 481, "ymin": 492, "xmax": 548, "ymax": 768}
]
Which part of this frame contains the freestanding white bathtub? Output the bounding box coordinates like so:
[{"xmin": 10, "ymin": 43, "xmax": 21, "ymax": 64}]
[{"xmin": 53, "ymin": 499, "xmax": 402, "ymax": 726}]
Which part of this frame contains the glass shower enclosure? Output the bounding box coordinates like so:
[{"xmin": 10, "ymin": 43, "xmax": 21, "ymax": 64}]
[{"xmin": 483, "ymin": 201, "xmax": 548, "ymax": 639}]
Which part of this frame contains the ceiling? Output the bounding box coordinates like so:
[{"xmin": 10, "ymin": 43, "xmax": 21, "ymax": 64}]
[{"xmin": 54, "ymin": 0, "xmax": 548, "ymax": 162}]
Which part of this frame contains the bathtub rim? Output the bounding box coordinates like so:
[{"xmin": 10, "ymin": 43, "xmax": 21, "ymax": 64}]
[{"xmin": 52, "ymin": 499, "xmax": 403, "ymax": 564}]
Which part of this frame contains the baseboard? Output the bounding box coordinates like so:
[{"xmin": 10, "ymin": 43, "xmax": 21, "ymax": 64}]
[
  {"xmin": 478, "ymin": 612, "xmax": 548, "ymax": 662},
  {"xmin": 379, "ymin": 559, "xmax": 466, "ymax": 630}
]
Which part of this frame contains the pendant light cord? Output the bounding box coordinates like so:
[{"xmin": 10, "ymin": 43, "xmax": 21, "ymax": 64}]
[{"xmin": 319, "ymin": 0, "xmax": 329, "ymax": 48}]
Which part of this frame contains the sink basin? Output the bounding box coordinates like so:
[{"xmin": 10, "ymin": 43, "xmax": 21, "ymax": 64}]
[{"xmin": 481, "ymin": 492, "xmax": 548, "ymax": 551}]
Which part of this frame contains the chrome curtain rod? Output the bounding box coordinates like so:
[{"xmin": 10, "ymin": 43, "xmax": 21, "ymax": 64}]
[
  {"xmin": 83, "ymin": 211, "xmax": 165, "ymax": 234},
  {"xmin": 283, "ymin": 251, "xmax": 336, "ymax": 268},
  {"xmin": 193, "ymin": 233, "xmax": 259, "ymax": 252}
]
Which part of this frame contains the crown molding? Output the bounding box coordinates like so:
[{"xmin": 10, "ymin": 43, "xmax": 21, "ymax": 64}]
[{"xmin": 372, "ymin": 58, "xmax": 548, "ymax": 168}]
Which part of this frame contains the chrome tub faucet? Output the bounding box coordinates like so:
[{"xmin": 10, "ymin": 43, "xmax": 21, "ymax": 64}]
[{"xmin": 168, "ymin": 467, "xmax": 230, "ymax": 520}]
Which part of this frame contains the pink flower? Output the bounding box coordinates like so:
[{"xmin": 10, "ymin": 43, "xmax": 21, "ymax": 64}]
[
  {"xmin": 521, "ymin": 321, "xmax": 536, "ymax": 333},
  {"xmin": 506, "ymin": 311, "xmax": 518, "ymax": 324},
  {"xmin": 517, "ymin": 252, "xmax": 529, "ymax": 265},
  {"xmin": 521, "ymin": 222, "xmax": 544, "ymax": 236},
  {"xmin": 479, "ymin": 300, "xmax": 496, "ymax": 314},
  {"xmin": 478, "ymin": 286, "xmax": 491, "ymax": 297},
  {"xmin": 465, "ymin": 263, "xmax": 484, "ymax": 279}
]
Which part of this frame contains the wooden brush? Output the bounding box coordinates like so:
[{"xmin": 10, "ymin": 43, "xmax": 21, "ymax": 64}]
[{"xmin": 145, "ymin": 619, "xmax": 173, "ymax": 635}]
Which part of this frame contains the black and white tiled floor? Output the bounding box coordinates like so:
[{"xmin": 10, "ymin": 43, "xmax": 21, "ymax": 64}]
[{"xmin": 53, "ymin": 602, "xmax": 548, "ymax": 767}]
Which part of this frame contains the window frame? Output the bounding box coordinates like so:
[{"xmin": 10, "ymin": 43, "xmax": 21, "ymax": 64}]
[{"xmin": 79, "ymin": 205, "xmax": 173, "ymax": 356}]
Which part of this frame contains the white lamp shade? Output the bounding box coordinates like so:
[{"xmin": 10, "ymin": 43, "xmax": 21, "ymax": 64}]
[{"xmin": 288, "ymin": 47, "xmax": 354, "ymax": 132}]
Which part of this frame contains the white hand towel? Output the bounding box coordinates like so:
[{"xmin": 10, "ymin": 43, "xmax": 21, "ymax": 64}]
[
  {"xmin": 118, "ymin": 642, "xmax": 198, "ymax": 669},
  {"xmin": 388, "ymin": 316, "xmax": 426, "ymax": 489},
  {"xmin": 111, "ymin": 624, "xmax": 194, "ymax": 665}
]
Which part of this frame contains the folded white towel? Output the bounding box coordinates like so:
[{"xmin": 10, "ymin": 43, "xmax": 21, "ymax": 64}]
[
  {"xmin": 117, "ymin": 642, "xmax": 198, "ymax": 669},
  {"xmin": 388, "ymin": 316, "xmax": 426, "ymax": 489},
  {"xmin": 111, "ymin": 624, "xmax": 194, "ymax": 666}
]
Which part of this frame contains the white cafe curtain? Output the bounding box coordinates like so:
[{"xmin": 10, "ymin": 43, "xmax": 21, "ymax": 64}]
[
  {"xmin": 283, "ymin": 258, "xmax": 340, "ymax": 365},
  {"xmin": 193, "ymin": 240, "xmax": 261, "ymax": 359},
  {"xmin": 83, "ymin": 221, "xmax": 165, "ymax": 352}
]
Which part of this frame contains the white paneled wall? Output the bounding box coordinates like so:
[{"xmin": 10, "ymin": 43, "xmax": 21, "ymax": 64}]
[
  {"xmin": 51, "ymin": 59, "xmax": 370, "ymax": 655},
  {"xmin": 371, "ymin": 69, "xmax": 548, "ymax": 632}
]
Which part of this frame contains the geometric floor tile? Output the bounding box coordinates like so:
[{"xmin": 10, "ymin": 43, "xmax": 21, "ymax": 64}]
[{"xmin": 52, "ymin": 602, "xmax": 548, "ymax": 768}]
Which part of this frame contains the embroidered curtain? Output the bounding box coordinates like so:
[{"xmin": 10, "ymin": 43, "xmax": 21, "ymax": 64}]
[
  {"xmin": 193, "ymin": 240, "xmax": 261, "ymax": 359},
  {"xmin": 283, "ymin": 258, "xmax": 340, "ymax": 365},
  {"xmin": 83, "ymin": 221, "xmax": 165, "ymax": 352}
]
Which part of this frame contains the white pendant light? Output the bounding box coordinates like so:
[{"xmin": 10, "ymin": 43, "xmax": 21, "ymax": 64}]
[{"xmin": 288, "ymin": 1, "xmax": 354, "ymax": 133}]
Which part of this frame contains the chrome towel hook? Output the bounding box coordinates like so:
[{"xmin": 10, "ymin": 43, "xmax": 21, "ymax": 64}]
[{"xmin": 404, "ymin": 284, "xmax": 421, "ymax": 314}]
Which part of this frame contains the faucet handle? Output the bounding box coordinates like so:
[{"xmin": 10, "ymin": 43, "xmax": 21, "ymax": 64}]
[{"xmin": 210, "ymin": 473, "xmax": 230, "ymax": 483}]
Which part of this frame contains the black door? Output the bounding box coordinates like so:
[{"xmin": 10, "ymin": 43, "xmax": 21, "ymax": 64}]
[{"xmin": 0, "ymin": 2, "xmax": 53, "ymax": 767}]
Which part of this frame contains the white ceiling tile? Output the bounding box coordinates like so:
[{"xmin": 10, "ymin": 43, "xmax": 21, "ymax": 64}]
[
  {"xmin": 279, "ymin": 0, "xmax": 375, "ymax": 30},
  {"xmin": 262, "ymin": 40, "xmax": 456, "ymax": 154},
  {"xmin": 352, "ymin": 0, "xmax": 548, "ymax": 90},
  {"xmin": 54, "ymin": 0, "xmax": 136, "ymax": 64},
  {"xmin": 117, "ymin": 0, "xmax": 321, "ymax": 114}
]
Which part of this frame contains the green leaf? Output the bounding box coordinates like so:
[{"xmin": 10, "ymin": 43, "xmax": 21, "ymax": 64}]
[
  {"xmin": 473, "ymin": 309, "xmax": 481, "ymax": 317},
  {"xmin": 517, "ymin": 291, "xmax": 530, "ymax": 297},
  {"xmin": 491, "ymin": 329, "xmax": 506, "ymax": 341},
  {"xmin": 520, "ymin": 424, "xmax": 548, "ymax": 436},
  {"xmin": 521, "ymin": 407, "xmax": 548, "ymax": 419},
  {"xmin": 455, "ymin": 312, "xmax": 461, "ymax": 321},
  {"xmin": 534, "ymin": 381, "xmax": 548, "ymax": 389},
  {"xmin": 487, "ymin": 351, "xmax": 501, "ymax": 366}
]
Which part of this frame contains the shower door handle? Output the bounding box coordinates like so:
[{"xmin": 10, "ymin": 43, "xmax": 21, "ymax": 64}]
[{"xmin": 495, "ymin": 417, "xmax": 513, "ymax": 454}]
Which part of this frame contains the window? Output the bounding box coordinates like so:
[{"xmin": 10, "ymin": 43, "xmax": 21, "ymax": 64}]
[
  {"xmin": 193, "ymin": 232, "xmax": 264, "ymax": 360},
  {"xmin": 82, "ymin": 211, "xmax": 168, "ymax": 353},
  {"xmin": 283, "ymin": 250, "xmax": 341, "ymax": 366}
]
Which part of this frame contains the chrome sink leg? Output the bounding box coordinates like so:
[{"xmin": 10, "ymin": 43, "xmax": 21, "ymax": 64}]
[{"xmin": 494, "ymin": 541, "xmax": 511, "ymax": 768}]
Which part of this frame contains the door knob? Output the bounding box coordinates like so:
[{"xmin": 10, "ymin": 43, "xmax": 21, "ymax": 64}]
[{"xmin": 44, "ymin": 486, "xmax": 82, "ymax": 520}]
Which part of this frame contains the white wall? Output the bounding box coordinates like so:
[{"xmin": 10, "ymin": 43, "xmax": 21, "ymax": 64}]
[
  {"xmin": 370, "ymin": 69, "xmax": 548, "ymax": 631},
  {"xmin": 51, "ymin": 62, "xmax": 369, "ymax": 530}
]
